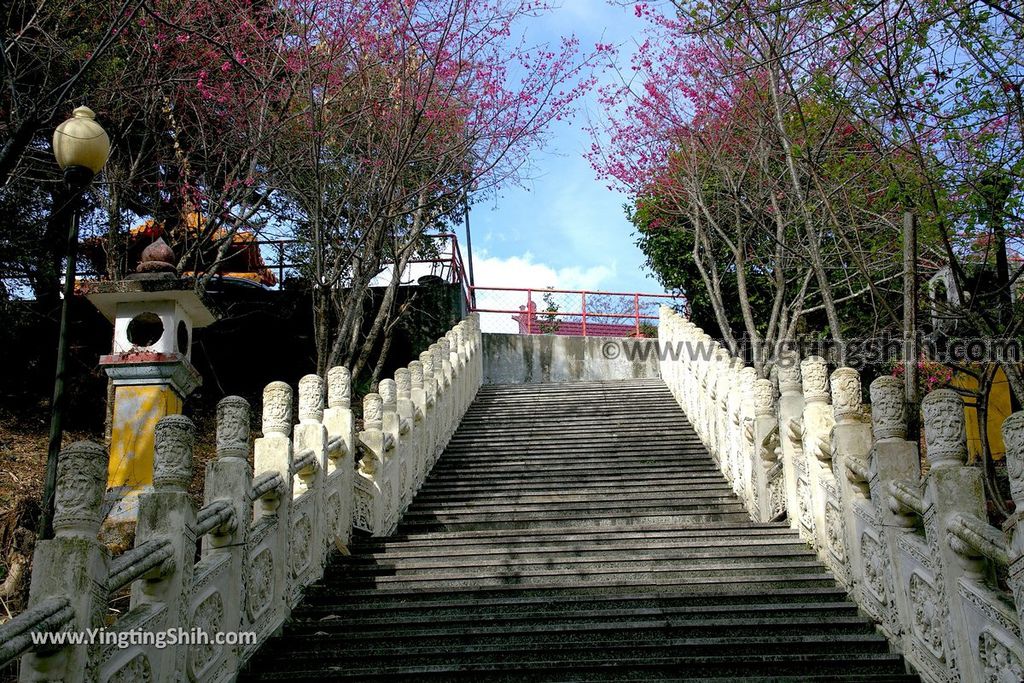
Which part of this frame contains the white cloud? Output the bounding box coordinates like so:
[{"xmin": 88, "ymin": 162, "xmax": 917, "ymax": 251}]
[
  {"xmin": 471, "ymin": 251, "xmax": 617, "ymax": 333},
  {"xmin": 473, "ymin": 250, "xmax": 614, "ymax": 290}
]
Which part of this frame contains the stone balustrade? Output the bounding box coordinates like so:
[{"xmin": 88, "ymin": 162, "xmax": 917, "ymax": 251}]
[
  {"xmin": 658, "ymin": 305, "xmax": 1024, "ymax": 682},
  {"xmin": 0, "ymin": 314, "xmax": 483, "ymax": 682}
]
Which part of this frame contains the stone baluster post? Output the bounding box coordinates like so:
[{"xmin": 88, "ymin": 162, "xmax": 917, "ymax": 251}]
[
  {"xmin": 724, "ymin": 366, "xmax": 741, "ymax": 489},
  {"xmin": 709, "ymin": 353, "xmax": 725, "ymax": 463},
  {"xmin": 253, "ymin": 381, "xmax": 293, "ymax": 624},
  {"xmin": 728, "ymin": 363, "xmax": 745, "ymax": 493},
  {"xmin": 20, "ymin": 442, "xmax": 109, "ymax": 682},
  {"xmin": 450, "ymin": 326, "xmax": 465, "ymax": 413},
  {"xmin": 738, "ymin": 367, "xmax": 757, "ymax": 506},
  {"xmin": 437, "ymin": 340, "xmax": 455, "ymax": 441},
  {"xmin": 457, "ymin": 324, "xmax": 471, "ymax": 413},
  {"xmin": 657, "ymin": 307, "xmax": 677, "ymax": 402},
  {"xmin": 324, "ymin": 366, "xmax": 354, "ymax": 550},
  {"xmin": 1001, "ymin": 412, "xmax": 1024, "ymax": 637},
  {"xmin": 200, "ymin": 397, "xmax": 253, "ymax": 672},
  {"xmin": 799, "ymin": 356, "xmax": 834, "ymax": 552},
  {"xmin": 132, "ymin": 415, "xmax": 198, "ymax": 679},
  {"xmin": 465, "ymin": 317, "xmax": 480, "ymax": 407},
  {"xmin": 467, "ymin": 312, "xmax": 483, "ymax": 390},
  {"xmin": 777, "ymin": 353, "xmax": 806, "ymax": 535},
  {"xmin": 409, "ymin": 362, "xmax": 429, "ymax": 490},
  {"xmin": 293, "ymin": 374, "xmax": 328, "ymax": 593},
  {"xmin": 702, "ymin": 337, "xmax": 722, "ymax": 447},
  {"xmin": 706, "ymin": 350, "xmax": 726, "ymax": 460},
  {"xmin": 752, "ymin": 379, "xmax": 782, "ymax": 522},
  {"xmin": 829, "ymin": 368, "xmax": 871, "ymax": 594},
  {"xmin": 444, "ymin": 331, "xmax": 461, "ymax": 418},
  {"xmin": 395, "ymin": 369, "xmax": 418, "ymax": 511},
  {"xmin": 700, "ymin": 347, "xmax": 716, "ymax": 452},
  {"xmin": 694, "ymin": 335, "xmax": 714, "ymax": 444},
  {"xmin": 866, "ymin": 375, "xmax": 920, "ymax": 641},
  {"xmin": 379, "ymin": 379, "xmax": 402, "ymax": 534},
  {"xmin": 920, "ymin": 388, "xmax": 987, "ymax": 680},
  {"xmin": 664, "ymin": 316, "xmax": 680, "ymax": 404},
  {"xmin": 665, "ymin": 317, "xmax": 682, "ymax": 406},
  {"xmin": 356, "ymin": 393, "xmax": 386, "ymax": 535},
  {"xmin": 420, "ymin": 349, "xmax": 439, "ymax": 465},
  {"xmin": 683, "ymin": 323, "xmax": 700, "ymax": 416},
  {"xmin": 432, "ymin": 342, "xmax": 452, "ymax": 457}
]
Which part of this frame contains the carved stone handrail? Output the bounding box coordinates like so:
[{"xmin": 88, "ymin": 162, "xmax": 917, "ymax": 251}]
[
  {"xmin": 105, "ymin": 537, "xmax": 175, "ymax": 594},
  {"xmin": 887, "ymin": 479, "xmax": 924, "ymax": 518},
  {"xmin": 0, "ymin": 597, "xmax": 72, "ymax": 663},
  {"xmin": 291, "ymin": 447, "xmax": 317, "ymax": 474},
  {"xmin": 250, "ymin": 470, "xmax": 284, "ymax": 501},
  {"xmin": 948, "ymin": 511, "xmax": 1010, "ymax": 566},
  {"xmin": 845, "ymin": 455, "xmax": 869, "ymax": 485},
  {"xmin": 327, "ymin": 434, "xmax": 346, "ymax": 456},
  {"xmin": 195, "ymin": 499, "xmax": 236, "ymax": 537}
]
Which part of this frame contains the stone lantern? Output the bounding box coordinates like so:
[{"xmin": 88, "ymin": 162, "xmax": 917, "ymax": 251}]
[{"xmin": 81, "ymin": 239, "xmax": 216, "ymax": 527}]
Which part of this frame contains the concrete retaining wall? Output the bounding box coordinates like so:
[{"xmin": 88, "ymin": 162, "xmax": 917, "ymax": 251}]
[{"xmin": 482, "ymin": 333, "xmax": 661, "ymax": 384}]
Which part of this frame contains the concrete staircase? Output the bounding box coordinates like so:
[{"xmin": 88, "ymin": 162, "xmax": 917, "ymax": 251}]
[{"xmin": 240, "ymin": 379, "xmax": 917, "ymax": 681}]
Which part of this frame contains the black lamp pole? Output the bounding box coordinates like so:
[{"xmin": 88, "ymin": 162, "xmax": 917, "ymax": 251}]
[
  {"xmin": 38, "ymin": 166, "xmax": 95, "ymax": 540},
  {"xmin": 38, "ymin": 105, "xmax": 109, "ymax": 540}
]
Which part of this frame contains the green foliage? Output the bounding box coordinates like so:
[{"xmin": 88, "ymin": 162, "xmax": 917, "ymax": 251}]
[
  {"xmin": 539, "ymin": 290, "xmax": 560, "ymax": 334},
  {"xmin": 629, "ymin": 199, "xmax": 772, "ymax": 341}
]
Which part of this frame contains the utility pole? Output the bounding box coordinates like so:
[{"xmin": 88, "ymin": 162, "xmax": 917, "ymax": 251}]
[{"xmin": 903, "ymin": 211, "xmax": 919, "ymax": 440}]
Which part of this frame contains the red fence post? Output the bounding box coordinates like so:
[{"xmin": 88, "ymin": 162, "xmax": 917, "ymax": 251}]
[
  {"xmin": 526, "ymin": 288, "xmax": 533, "ymax": 334},
  {"xmin": 634, "ymin": 293, "xmax": 640, "ymax": 336},
  {"xmin": 582, "ymin": 292, "xmax": 587, "ymax": 337}
]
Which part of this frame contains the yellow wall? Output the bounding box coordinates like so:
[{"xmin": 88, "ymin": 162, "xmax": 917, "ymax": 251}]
[
  {"xmin": 107, "ymin": 384, "xmax": 183, "ymax": 489},
  {"xmin": 953, "ymin": 368, "xmax": 1012, "ymax": 462}
]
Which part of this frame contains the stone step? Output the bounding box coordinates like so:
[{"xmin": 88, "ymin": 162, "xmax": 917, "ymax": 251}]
[
  {"xmin": 421, "ymin": 465, "xmax": 724, "ymax": 482},
  {"xmin": 281, "ymin": 617, "xmax": 881, "ymax": 644},
  {"xmin": 244, "ymin": 646, "xmax": 910, "ymax": 680},
  {"xmin": 431, "ymin": 452, "xmax": 713, "ymax": 465},
  {"xmin": 410, "ymin": 483, "xmax": 734, "ymax": 501},
  {"xmin": 304, "ymin": 573, "xmax": 844, "ymax": 603},
  {"xmin": 355, "ymin": 525, "xmax": 799, "ymax": 551},
  {"xmin": 248, "ymin": 670, "xmax": 916, "ymax": 683},
  {"xmin": 240, "ymin": 377, "xmax": 916, "ymax": 682},
  {"xmin": 416, "ymin": 476, "xmax": 735, "ymax": 494},
  {"xmin": 444, "ymin": 434, "xmax": 698, "ymax": 447},
  {"xmin": 407, "ymin": 495, "xmax": 744, "ymax": 515},
  {"xmin": 291, "ymin": 600, "xmax": 863, "ymax": 629},
  {"xmin": 409, "ymin": 484, "xmax": 736, "ymax": 502},
  {"xmin": 397, "ymin": 511, "xmax": 754, "ymax": 532},
  {"xmin": 296, "ymin": 585, "xmax": 856, "ymax": 614},
  {"xmin": 339, "ymin": 544, "xmax": 817, "ymax": 571},
  {"xmin": 327, "ymin": 561, "xmax": 831, "ymax": 591}
]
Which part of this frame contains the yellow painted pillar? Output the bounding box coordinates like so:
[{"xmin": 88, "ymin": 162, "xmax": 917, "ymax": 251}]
[{"xmin": 107, "ymin": 383, "xmax": 183, "ymax": 492}]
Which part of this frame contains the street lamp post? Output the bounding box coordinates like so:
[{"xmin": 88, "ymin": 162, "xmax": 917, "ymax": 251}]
[{"xmin": 38, "ymin": 106, "xmax": 110, "ymax": 540}]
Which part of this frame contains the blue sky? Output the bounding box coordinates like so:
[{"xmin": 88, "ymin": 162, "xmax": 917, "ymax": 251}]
[{"xmin": 463, "ymin": 1, "xmax": 664, "ymax": 296}]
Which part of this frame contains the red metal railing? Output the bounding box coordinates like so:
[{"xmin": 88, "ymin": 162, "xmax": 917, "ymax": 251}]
[{"xmin": 469, "ymin": 286, "xmax": 686, "ymax": 337}]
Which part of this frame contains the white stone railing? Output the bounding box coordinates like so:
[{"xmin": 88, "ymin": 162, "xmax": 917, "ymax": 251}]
[
  {"xmin": 658, "ymin": 305, "xmax": 1024, "ymax": 683},
  {"xmin": 0, "ymin": 314, "xmax": 482, "ymax": 682}
]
